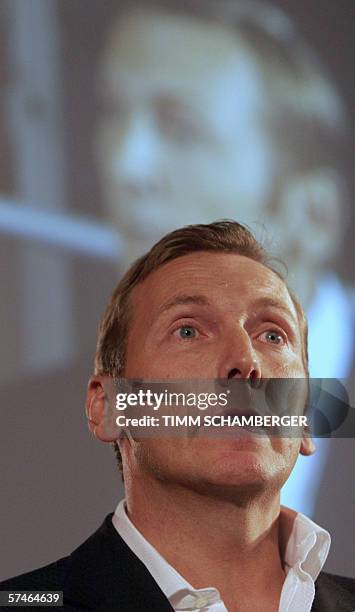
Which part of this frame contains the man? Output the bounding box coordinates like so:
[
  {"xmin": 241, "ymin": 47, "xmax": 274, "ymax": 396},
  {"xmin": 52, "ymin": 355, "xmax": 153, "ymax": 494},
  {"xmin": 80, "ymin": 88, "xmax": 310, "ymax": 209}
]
[
  {"xmin": 1, "ymin": 221, "xmax": 354, "ymax": 610},
  {"xmin": 94, "ymin": 0, "xmax": 354, "ymax": 523}
]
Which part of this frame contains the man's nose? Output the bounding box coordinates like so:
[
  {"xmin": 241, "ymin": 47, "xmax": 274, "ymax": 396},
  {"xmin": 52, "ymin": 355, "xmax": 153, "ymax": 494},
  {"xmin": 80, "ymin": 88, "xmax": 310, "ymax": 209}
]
[
  {"xmin": 110, "ymin": 113, "xmax": 164, "ymax": 195},
  {"xmin": 218, "ymin": 327, "xmax": 262, "ymax": 381}
]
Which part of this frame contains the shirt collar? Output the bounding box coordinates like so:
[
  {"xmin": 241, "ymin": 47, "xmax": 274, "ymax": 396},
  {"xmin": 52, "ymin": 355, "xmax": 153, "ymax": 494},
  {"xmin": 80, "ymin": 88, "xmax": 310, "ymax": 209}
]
[{"xmin": 280, "ymin": 505, "xmax": 331, "ymax": 581}]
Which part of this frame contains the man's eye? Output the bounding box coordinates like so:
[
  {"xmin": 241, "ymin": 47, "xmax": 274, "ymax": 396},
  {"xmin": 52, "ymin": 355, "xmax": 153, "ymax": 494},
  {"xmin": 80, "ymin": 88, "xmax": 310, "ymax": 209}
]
[
  {"xmin": 260, "ymin": 330, "xmax": 285, "ymax": 345},
  {"xmin": 177, "ymin": 326, "xmax": 198, "ymax": 339}
]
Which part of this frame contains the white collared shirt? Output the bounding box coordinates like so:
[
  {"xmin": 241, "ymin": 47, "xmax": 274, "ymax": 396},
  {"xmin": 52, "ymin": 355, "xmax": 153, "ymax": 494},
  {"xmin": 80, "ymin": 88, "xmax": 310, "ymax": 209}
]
[{"xmin": 112, "ymin": 500, "xmax": 330, "ymax": 612}]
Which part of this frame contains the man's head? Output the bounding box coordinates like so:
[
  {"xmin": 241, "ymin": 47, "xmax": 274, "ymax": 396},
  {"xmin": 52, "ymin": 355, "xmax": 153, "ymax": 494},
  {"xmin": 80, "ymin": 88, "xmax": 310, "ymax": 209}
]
[
  {"xmin": 95, "ymin": 0, "xmax": 348, "ymax": 304},
  {"xmin": 87, "ymin": 220, "xmax": 313, "ymax": 495}
]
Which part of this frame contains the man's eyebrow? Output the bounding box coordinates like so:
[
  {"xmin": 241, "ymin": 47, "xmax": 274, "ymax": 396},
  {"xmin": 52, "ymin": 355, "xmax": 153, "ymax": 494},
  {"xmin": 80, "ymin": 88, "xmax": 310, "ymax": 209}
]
[
  {"xmin": 251, "ymin": 297, "xmax": 298, "ymax": 324},
  {"xmin": 156, "ymin": 294, "xmax": 298, "ymax": 324},
  {"xmin": 157, "ymin": 294, "xmax": 211, "ymax": 315}
]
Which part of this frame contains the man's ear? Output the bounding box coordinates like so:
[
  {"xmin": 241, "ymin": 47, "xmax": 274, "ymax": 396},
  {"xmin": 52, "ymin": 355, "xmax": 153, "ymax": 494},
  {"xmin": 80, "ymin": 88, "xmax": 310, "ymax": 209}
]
[
  {"xmin": 299, "ymin": 435, "xmax": 316, "ymax": 456},
  {"xmin": 86, "ymin": 375, "xmax": 118, "ymax": 442}
]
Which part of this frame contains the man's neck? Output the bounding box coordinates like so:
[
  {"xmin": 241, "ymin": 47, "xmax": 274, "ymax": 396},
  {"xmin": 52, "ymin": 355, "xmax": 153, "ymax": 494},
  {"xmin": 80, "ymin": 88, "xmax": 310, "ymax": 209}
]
[{"xmin": 125, "ymin": 475, "xmax": 285, "ymax": 610}]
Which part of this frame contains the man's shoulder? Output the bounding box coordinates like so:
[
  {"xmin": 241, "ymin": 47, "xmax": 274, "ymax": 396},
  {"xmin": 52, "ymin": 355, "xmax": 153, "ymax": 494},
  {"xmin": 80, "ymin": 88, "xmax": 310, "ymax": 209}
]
[
  {"xmin": 0, "ymin": 513, "xmax": 114, "ymax": 592},
  {"xmin": 0, "ymin": 514, "xmax": 116, "ymax": 590},
  {"xmin": 0, "ymin": 514, "xmax": 173, "ymax": 611},
  {"xmin": 0, "ymin": 556, "xmax": 70, "ymax": 591},
  {"xmin": 316, "ymin": 570, "xmax": 355, "ymax": 592},
  {"xmin": 314, "ymin": 571, "xmax": 355, "ymax": 610},
  {"xmin": 0, "ymin": 557, "xmax": 72, "ymax": 611}
]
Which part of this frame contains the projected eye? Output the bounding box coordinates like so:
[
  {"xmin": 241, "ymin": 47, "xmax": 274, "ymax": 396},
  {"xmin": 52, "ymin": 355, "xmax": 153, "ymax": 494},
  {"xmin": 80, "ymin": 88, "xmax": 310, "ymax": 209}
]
[
  {"xmin": 178, "ymin": 326, "xmax": 198, "ymax": 339},
  {"xmin": 259, "ymin": 330, "xmax": 285, "ymax": 345}
]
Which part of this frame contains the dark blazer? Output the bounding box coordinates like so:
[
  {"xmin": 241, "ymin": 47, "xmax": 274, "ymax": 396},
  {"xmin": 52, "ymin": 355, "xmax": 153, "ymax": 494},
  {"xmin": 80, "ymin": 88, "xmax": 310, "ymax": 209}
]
[{"xmin": 1, "ymin": 514, "xmax": 354, "ymax": 611}]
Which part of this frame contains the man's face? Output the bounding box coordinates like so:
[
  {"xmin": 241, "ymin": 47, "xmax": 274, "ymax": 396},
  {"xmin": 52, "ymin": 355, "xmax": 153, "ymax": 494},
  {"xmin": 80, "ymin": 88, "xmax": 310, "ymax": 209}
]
[
  {"xmin": 96, "ymin": 9, "xmax": 276, "ymax": 253},
  {"xmin": 122, "ymin": 252, "xmax": 309, "ymax": 496}
]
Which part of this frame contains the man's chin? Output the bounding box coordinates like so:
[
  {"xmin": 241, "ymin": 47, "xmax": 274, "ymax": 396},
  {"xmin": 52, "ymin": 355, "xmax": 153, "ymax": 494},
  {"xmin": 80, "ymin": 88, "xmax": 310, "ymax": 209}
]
[
  {"xmin": 189, "ymin": 441, "xmax": 291, "ymax": 496},
  {"xmin": 182, "ymin": 472, "xmax": 278, "ymax": 506}
]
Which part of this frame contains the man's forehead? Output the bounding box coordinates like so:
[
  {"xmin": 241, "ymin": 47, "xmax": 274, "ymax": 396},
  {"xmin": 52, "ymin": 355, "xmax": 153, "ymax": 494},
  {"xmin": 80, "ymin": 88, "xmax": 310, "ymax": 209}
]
[{"xmin": 130, "ymin": 252, "xmax": 297, "ymax": 321}]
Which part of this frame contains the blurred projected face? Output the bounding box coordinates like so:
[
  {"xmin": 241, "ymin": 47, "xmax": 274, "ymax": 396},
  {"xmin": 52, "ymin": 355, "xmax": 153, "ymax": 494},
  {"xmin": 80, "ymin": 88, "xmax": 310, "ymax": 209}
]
[{"xmin": 96, "ymin": 9, "xmax": 276, "ymax": 258}]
